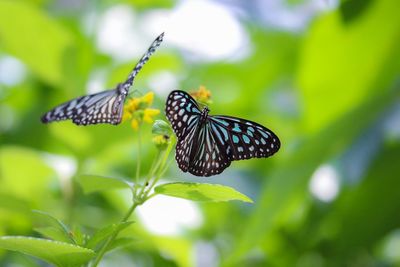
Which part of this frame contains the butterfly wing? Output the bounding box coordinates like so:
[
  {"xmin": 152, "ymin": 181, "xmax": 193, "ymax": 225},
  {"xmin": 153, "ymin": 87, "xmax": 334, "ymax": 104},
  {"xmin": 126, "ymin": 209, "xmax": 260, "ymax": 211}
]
[
  {"xmin": 166, "ymin": 90, "xmax": 281, "ymax": 177},
  {"xmin": 41, "ymin": 33, "xmax": 164, "ymax": 126},
  {"xmin": 118, "ymin": 32, "xmax": 165, "ymax": 96},
  {"xmin": 187, "ymin": 120, "xmax": 231, "ymax": 176},
  {"xmin": 165, "ymin": 90, "xmax": 202, "ymax": 139},
  {"xmin": 41, "ymin": 88, "xmax": 124, "ymax": 125},
  {"xmin": 186, "ymin": 114, "xmax": 281, "ymax": 177},
  {"xmin": 210, "ymin": 115, "xmax": 280, "ymax": 160},
  {"xmin": 166, "ymin": 90, "xmax": 203, "ymax": 172}
]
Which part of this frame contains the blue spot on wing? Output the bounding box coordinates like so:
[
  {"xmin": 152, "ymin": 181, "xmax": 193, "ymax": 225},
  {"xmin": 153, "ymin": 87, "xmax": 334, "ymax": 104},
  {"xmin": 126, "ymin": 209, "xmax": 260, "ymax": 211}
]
[
  {"xmin": 232, "ymin": 123, "xmax": 241, "ymax": 132},
  {"xmin": 212, "ymin": 118, "xmax": 230, "ymax": 127}
]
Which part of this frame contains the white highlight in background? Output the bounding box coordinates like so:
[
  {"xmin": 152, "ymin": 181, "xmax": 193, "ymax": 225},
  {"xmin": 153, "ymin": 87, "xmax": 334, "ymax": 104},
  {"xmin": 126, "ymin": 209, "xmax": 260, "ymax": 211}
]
[
  {"xmin": 309, "ymin": 164, "xmax": 340, "ymax": 202},
  {"xmin": 143, "ymin": 0, "xmax": 250, "ymax": 61},
  {"xmin": 42, "ymin": 153, "xmax": 77, "ymax": 198},
  {"xmin": 148, "ymin": 71, "xmax": 180, "ymax": 97},
  {"xmin": 137, "ymin": 195, "xmax": 203, "ymax": 236},
  {"xmin": 96, "ymin": 5, "xmax": 143, "ymax": 61},
  {"xmin": 0, "ymin": 56, "xmax": 26, "ymax": 86},
  {"xmin": 86, "ymin": 69, "xmax": 107, "ymax": 94},
  {"xmin": 42, "ymin": 154, "xmax": 77, "ymax": 182}
]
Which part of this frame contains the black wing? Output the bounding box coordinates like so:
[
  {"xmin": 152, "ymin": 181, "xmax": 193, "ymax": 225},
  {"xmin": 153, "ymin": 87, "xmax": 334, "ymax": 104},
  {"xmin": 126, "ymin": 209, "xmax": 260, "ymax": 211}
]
[
  {"xmin": 166, "ymin": 90, "xmax": 202, "ymax": 139},
  {"xmin": 41, "ymin": 88, "xmax": 123, "ymax": 125},
  {"xmin": 187, "ymin": 120, "xmax": 231, "ymax": 176},
  {"xmin": 166, "ymin": 90, "xmax": 202, "ymax": 172},
  {"xmin": 209, "ymin": 115, "xmax": 280, "ymax": 160}
]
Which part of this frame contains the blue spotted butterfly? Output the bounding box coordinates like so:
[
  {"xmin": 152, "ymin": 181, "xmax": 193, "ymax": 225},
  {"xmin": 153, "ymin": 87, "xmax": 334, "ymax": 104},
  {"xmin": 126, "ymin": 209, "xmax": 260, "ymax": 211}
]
[
  {"xmin": 166, "ymin": 90, "xmax": 280, "ymax": 177},
  {"xmin": 41, "ymin": 33, "xmax": 164, "ymax": 126}
]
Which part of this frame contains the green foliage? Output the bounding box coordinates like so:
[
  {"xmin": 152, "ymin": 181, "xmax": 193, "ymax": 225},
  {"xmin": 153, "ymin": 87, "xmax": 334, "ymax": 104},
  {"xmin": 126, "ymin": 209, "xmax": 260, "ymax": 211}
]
[
  {"xmin": 152, "ymin": 119, "xmax": 172, "ymax": 136},
  {"xmin": 0, "ymin": 0, "xmax": 73, "ymax": 85},
  {"xmin": 32, "ymin": 210, "xmax": 75, "ymax": 244},
  {"xmin": 155, "ymin": 182, "xmax": 253, "ymax": 203},
  {"xmin": 77, "ymin": 175, "xmax": 133, "ymax": 194},
  {"xmin": 1, "ymin": 0, "xmax": 400, "ymax": 266},
  {"xmin": 86, "ymin": 221, "xmax": 134, "ymax": 250},
  {"xmin": 0, "ymin": 237, "xmax": 95, "ymax": 267}
]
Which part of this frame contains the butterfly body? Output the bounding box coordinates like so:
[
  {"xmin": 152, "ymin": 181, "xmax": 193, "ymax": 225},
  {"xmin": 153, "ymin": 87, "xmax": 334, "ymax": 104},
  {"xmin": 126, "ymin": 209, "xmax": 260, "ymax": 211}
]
[
  {"xmin": 41, "ymin": 33, "xmax": 164, "ymax": 126},
  {"xmin": 166, "ymin": 90, "xmax": 280, "ymax": 177}
]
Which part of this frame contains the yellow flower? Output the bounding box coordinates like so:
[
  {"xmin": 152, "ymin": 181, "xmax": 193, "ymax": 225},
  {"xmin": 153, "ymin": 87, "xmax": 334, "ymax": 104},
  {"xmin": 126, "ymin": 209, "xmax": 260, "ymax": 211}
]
[
  {"xmin": 190, "ymin": 85, "xmax": 212, "ymax": 104},
  {"xmin": 141, "ymin": 92, "xmax": 154, "ymax": 106},
  {"xmin": 131, "ymin": 118, "xmax": 139, "ymax": 131},
  {"xmin": 143, "ymin": 108, "xmax": 160, "ymax": 123},
  {"xmin": 152, "ymin": 134, "xmax": 169, "ymax": 150},
  {"xmin": 122, "ymin": 109, "xmax": 132, "ymax": 122},
  {"xmin": 123, "ymin": 91, "xmax": 160, "ymax": 131},
  {"xmin": 125, "ymin": 98, "xmax": 140, "ymax": 113}
]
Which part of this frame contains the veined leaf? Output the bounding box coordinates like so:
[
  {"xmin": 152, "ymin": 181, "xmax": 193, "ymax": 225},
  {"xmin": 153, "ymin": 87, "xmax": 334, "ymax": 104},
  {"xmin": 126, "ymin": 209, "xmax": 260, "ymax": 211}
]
[
  {"xmin": 154, "ymin": 182, "xmax": 253, "ymax": 203},
  {"xmin": 34, "ymin": 227, "xmax": 72, "ymax": 244},
  {"xmin": 0, "ymin": 236, "xmax": 95, "ymax": 267},
  {"xmin": 32, "ymin": 210, "xmax": 74, "ymax": 244}
]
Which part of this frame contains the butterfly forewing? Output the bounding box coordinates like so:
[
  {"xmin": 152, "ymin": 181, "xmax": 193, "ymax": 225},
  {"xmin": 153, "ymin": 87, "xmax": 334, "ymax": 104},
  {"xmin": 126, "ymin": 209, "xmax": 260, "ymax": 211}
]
[
  {"xmin": 165, "ymin": 90, "xmax": 202, "ymax": 139},
  {"xmin": 175, "ymin": 125, "xmax": 198, "ymax": 172},
  {"xmin": 41, "ymin": 33, "xmax": 164, "ymax": 126}
]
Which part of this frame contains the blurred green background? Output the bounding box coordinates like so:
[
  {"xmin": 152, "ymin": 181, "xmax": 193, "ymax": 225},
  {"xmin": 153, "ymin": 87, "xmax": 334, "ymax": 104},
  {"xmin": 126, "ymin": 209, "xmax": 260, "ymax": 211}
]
[{"xmin": 1, "ymin": 0, "xmax": 400, "ymax": 266}]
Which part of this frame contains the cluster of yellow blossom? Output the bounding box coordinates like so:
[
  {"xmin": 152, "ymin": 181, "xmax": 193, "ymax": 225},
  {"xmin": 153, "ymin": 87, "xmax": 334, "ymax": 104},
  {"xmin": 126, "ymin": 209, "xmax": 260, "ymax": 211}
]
[
  {"xmin": 189, "ymin": 85, "xmax": 212, "ymax": 105},
  {"xmin": 152, "ymin": 134, "xmax": 170, "ymax": 150},
  {"xmin": 123, "ymin": 92, "xmax": 160, "ymax": 131}
]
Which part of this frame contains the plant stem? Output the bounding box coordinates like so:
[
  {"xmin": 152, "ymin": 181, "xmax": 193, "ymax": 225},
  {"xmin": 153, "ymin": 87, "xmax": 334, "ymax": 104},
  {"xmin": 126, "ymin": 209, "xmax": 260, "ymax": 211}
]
[
  {"xmin": 91, "ymin": 134, "xmax": 176, "ymax": 266},
  {"xmin": 90, "ymin": 202, "xmax": 139, "ymax": 267},
  {"xmin": 143, "ymin": 136, "xmax": 176, "ymax": 197},
  {"xmin": 137, "ymin": 150, "xmax": 163, "ymax": 199},
  {"xmin": 134, "ymin": 128, "xmax": 142, "ymax": 195}
]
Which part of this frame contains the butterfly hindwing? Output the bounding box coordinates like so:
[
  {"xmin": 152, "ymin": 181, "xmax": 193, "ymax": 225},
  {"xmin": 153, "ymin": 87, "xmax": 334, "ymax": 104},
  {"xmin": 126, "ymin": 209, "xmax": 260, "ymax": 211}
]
[
  {"xmin": 41, "ymin": 33, "xmax": 164, "ymax": 126},
  {"xmin": 210, "ymin": 116, "xmax": 280, "ymax": 160},
  {"xmin": 187, "ymin": 121, "xmax": 231, "ymax": 176}
]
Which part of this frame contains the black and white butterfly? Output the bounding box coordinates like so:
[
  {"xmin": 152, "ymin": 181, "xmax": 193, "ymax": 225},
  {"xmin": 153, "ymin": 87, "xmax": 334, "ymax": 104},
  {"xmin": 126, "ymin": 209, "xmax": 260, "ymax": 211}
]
[
  {"xmin": 166, "ymin": 90, "xmax": 280, "ymax": 177},
  {"xmin": 41, "ymin": 33, "xmax": 164, "ymax": 126}
]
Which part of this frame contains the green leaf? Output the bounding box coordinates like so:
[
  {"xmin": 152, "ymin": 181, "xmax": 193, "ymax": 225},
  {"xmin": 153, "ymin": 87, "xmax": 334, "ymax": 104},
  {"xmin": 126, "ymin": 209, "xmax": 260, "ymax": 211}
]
[
  {"xmin": 34, "ymin": 227, "xmax": 72, "ymax": 244},
  {"xmin": 76, "ymin": 175, "xmax": 133, "ymax": 194},
  {"xmin": 153, "ymin": 236, "xmax": 193, "ymax": 267},
  {"xmin": 32, "ymin": 210, "xmax": 74, "ymax": 244},
  {"xmin": 0, "ymin": 1, "xmax": 73, "ymax": 85},
  {"xmin": 107, "ymin": 237, "xmax": 136, "ymax": 252},
  {"xmin": 86, "ymin": 221, "xmax": 134, "ymax": 250},
  {"xmin": 0, "ymin": 236, "xmax": 95, "ymax": 267},
  {"xmin": 297, "ymin": 0, "xmax": 400, "ymax": 132},
  {"xmin": 154, "ymin": 182, "xmax": 253, "ymax": 203},
  {"xmin": 339, "ymin": 0, "xmax": 374, "ymax": 23},
  {"xmin": 152, "ymin": 120, "xmax": 172, "ymax": 136}
]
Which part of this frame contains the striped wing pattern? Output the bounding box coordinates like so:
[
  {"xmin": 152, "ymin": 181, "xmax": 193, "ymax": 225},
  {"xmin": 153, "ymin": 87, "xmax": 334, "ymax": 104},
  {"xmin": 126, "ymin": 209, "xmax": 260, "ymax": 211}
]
[
  {"xmin": 166, "ymin": 90, "xmax": 280, "ymax": 177},
  {"xmin": 166, "ymin": 90, "xmax": 202, "ymax": 172},
  {"xmin": 41, "ymin": 32, "xmax": 164, "ymax": 126}
]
